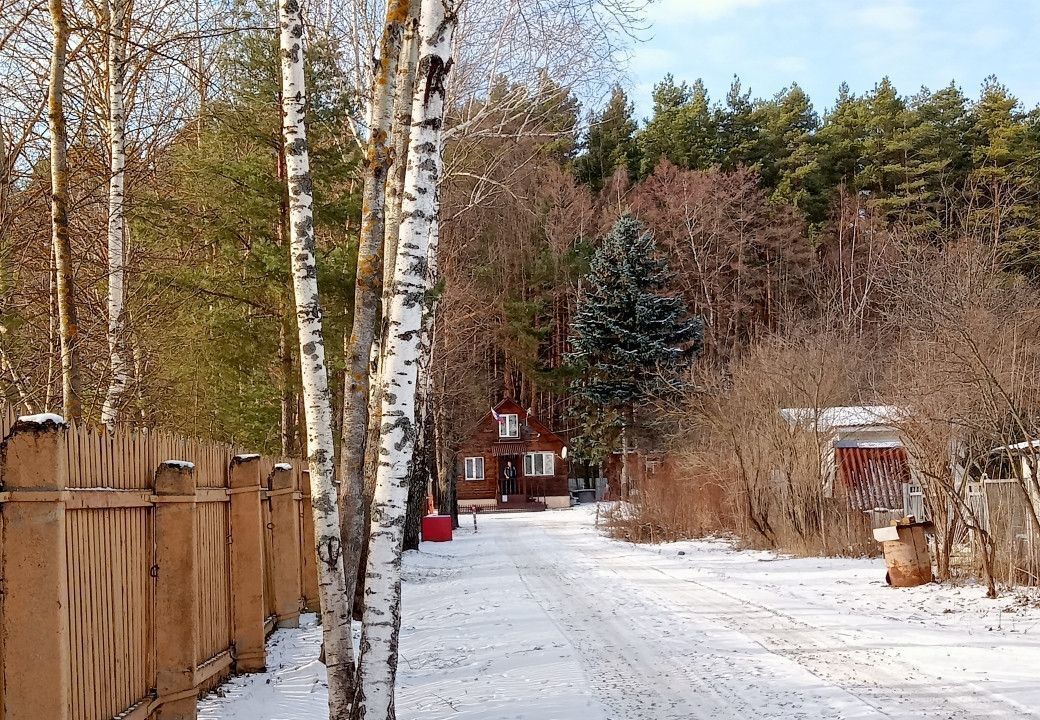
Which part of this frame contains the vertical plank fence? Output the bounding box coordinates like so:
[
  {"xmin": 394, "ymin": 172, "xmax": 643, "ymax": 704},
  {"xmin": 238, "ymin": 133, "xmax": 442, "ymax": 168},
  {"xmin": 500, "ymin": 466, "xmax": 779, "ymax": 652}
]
[{"xmin": 0, "ymin": 414, "xmax": 318, "ymax": 720}]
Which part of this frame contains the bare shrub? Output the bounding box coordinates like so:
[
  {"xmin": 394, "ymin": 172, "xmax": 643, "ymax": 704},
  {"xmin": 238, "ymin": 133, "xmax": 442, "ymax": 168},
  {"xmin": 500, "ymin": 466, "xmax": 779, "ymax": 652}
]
[
  {"xmin": 603, "ymin": 455, "xmax": 735, "ymax": 543},
  {"xmin": 615, "ymin": 329, "xmax": 882, "ymax": 556},
  {"xmin": 883, "ymin": 239, "xmax": 1040, "ymax": 593}
]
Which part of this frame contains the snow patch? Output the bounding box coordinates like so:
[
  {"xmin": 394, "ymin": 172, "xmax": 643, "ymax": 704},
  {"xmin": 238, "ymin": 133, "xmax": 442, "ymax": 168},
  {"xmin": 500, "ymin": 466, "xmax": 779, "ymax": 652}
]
[
  {"xmin": 274, "ymin": 463, "xmax": 292, "ymax": 471},
  {"xmin": 161, "ymin": 460, "xmax": 195, "ymax": 470},
  {"xmin": 199, "ymin": 508, "xmax": 1040, "ymax": 720},
  {"xmin": 233, "ymin": 453, "xmax": 260, "ymax": 461},
  {"xmin": 16, "ymin": 412, "xmax": 66, "ymax": 426}
]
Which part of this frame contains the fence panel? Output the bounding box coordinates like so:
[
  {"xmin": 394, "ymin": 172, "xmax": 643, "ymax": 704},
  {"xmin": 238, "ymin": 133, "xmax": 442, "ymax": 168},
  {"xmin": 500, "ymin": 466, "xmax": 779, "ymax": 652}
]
[
  {"xmin": 0, "ymin": 417, "xmax": 305, "ymax": 720},
  {"xmin": 259, "ymin": 458, "xmax": 279, "ymax": 627},
  {"xmin": 299, "ymin": 470, "xmax": 320, "ymax": 611},
  {"xmin": 62, "ymin": 426, "xmax": 156, "ymax": 720},
  {"xmin": 985, "ymin": 479, "xmax": 1040, "ymax": 585},
  {"xmin": 66, "ymin": 507, "xmax": 153, "ymax": 720},
  {"xmin": 0, "ymin": 405, "xmax": 19, "ymax": 443},
  {"xmin": 196, "ymin": 500, "xmax": 233, "ymax": 666}
]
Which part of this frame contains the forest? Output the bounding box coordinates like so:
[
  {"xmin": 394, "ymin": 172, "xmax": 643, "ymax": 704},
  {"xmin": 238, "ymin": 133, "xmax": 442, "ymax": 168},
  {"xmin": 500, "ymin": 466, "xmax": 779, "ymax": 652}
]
[{"xmin": 4, "ymin": 0, "xmax": 1040, "ymax": 712}]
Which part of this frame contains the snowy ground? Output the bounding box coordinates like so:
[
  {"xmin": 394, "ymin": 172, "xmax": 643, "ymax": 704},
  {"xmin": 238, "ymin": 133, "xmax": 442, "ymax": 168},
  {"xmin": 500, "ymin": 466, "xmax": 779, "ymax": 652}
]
[{"xmin": 199, "ymin": 506, "xmax": 1040, "ymax": 720}]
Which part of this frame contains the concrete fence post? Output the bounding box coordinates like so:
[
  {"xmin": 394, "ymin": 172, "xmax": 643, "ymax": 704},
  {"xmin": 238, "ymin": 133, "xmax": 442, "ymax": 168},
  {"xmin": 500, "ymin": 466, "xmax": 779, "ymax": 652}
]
[
  {"xmin": 153, "ymin": 461, "xmax": 199, "ymax": 720},
  {"xmin": 228, "ymin": 454, "xmax": 266, "ymax": 672},
  {"xmin": 0, "ymin": 416, "xmax": 72, "ymax": 720},
  {"xmin": 270, "ymin": 464, "xmax": 302, "ymax": 628}
]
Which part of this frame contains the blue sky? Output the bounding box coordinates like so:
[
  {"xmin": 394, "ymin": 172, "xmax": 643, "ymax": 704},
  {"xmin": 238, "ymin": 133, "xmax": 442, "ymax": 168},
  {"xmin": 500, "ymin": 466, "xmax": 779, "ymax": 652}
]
[{"xmin": 627, "ymin": 0, "xmax": 1040, "ymax": 120}]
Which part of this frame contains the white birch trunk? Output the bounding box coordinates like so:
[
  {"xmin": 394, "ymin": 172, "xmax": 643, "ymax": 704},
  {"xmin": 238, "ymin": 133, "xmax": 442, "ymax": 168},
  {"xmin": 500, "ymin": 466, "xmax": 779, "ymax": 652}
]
[
  {"xmin": 353, "ymin": 2, "xmax": 456, "ymax": 717},
  {"xmin": 340, "ymin": 1, "xmax": 413, "ymax": 670},
  {"xmin": 403, "ymin": 207, "xmax": 440, "ymax": 548},
  {"xmin": 382, "ymin": 3, "xmax": 420, "ymax": 299},
  {"xmin": 100, "ymin": 0, "xmax": 130, "ymax": 427},
  {"xmin": 277, "ymin": 3, "xmax": 354, "ymax": 717}
]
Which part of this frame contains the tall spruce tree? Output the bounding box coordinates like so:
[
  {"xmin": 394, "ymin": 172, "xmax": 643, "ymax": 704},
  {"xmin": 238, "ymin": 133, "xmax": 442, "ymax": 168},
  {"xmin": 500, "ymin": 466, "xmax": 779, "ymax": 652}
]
[{"xmin": 569, "ymin": 215, "xmax": 702, "ymax": 493}]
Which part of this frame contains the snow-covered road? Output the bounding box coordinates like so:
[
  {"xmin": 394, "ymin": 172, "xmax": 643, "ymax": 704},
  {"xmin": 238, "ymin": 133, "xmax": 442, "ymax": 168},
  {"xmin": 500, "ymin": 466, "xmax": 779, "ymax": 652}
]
[{"xmin": 200, "ymin": 507, "xmax": 1040, "ymax": 720}]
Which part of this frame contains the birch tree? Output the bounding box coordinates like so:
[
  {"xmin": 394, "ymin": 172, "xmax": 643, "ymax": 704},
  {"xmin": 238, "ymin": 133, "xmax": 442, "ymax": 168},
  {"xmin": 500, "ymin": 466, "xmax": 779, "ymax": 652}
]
[
  {"xmin": 339, "ymin": 0, "xmax": 414, "ymax": 649},
  {"xmin": 277, "ymin": 0, "xmax": 354, "ymax": 716},
  {"xmin": 403, "ymin": 195, "xmax": 440, "ymax": 549},
  {"xmin": 382, "ymin": 4, "xmax": 420, "ymax": 282},
  {"xmin": 353, "ymin": 1, "xmax": 456, "ymax": 717},
  {"xmin": 48, "ymin": 0, "xmax": 81, "ymax": 420},
  {"xmin": 348, "ymin": 0, "xmax": 421, "ymax": 610},
  {"xmin": 100, "ymin": 0, "xmax": 130, "ymax": 427}
]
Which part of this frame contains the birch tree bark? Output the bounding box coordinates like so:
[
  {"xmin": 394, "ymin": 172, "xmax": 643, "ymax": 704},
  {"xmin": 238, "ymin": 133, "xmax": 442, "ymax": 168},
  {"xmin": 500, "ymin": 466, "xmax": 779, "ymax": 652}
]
[
  {"xmin": 339, "ymin": 0, "xmax": 414, "ymax": 634},
  {"xmin": 404, "ymin": 200, "xmax": 440, "ymax": 550},
  {"xmin": 277, "ymin": 2, "xmax": 354, "ymax": 716},
  {"xmin": 353, "ymin": 9, "xmax": 421, "ymax": 601},
  {"xmin": 48, "ymin": 0, "xmax": 81, "ymax": 420},
  {"xmin": 100, "ymin": 0, "xmax": 130, "ymax": 427},
  {"xmin": 382, "ymin": 2, "xmax": 420, "ymax": 291},
  {"xmin": 353, "ymin": 1, "xmax": 456, "ymax": 717}
]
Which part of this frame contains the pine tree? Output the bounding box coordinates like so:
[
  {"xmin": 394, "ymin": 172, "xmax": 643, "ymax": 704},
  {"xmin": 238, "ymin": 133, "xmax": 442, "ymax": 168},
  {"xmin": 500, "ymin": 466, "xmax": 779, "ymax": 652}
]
[
  {"xmin": 573, "ymin": 84, "xmax": 640, "ymax": 191},
  {"xmin": 569, "ymin": 215, "xmax": 702, "ymax": 490},
  {"xmin": 132, "ymin": 27, "xmax": 358, "ymax": 449},
  {"xmin": 889, "ymin": 83, "xmax": 973, "ymax": 237},
  {"xmin": 717, "ymin": 76, "xmax": 758, "ymax": 170},
  {"xmin": 638, "ymin": 75, "xmax": 717, "ymax": 176},
  {"xmin": 968, "ymin": 76, "xmax": 1040, "ymax": 274},
  {"xmin": 755, "ymin": 83, "xmax": 819, "ymax": 208}
]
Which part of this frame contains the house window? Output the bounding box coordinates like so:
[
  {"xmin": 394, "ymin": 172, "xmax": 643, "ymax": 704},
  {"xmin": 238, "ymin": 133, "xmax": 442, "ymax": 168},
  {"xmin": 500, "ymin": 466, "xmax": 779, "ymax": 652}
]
[
  {"xmin": 524, "ymin": 452, "xmax": 555, "ymax": 476},
  {"xmin": 498, "ymin": 413, "xmax": 519, "ymax": 438},
  {"xmin": 464, "ymin": 456, "xmax": 484, "ymax": 481}
]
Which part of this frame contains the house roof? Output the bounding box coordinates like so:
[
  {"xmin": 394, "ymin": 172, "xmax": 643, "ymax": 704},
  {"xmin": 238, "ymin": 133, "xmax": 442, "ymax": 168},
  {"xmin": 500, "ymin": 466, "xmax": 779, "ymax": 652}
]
[
  {"xmin": 460, "ymin": 397, "xmax": 566, "ymax": 447},
  {"xmin": 780, "ymin": 405, "xmax": 905, "ymax": 432},
  {"xmin": 991, "ymin": 438, "xmax": 1040, "ymax": 453}
]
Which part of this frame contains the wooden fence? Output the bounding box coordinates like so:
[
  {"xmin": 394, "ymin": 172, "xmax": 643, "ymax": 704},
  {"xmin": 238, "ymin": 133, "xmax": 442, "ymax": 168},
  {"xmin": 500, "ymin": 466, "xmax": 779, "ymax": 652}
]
[
  {"xmin": 976, "ymin": 477, "xmax": 1040, "ymax": 585},
  {"xmin": 0, "ymin": 412, "xmax": 320, "ymax": 720}
]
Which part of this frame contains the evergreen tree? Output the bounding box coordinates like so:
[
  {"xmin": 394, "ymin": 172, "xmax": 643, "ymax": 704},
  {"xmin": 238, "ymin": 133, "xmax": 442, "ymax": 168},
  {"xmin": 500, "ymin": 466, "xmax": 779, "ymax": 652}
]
[
  {"xmin": 637, "ymin": 75, "xmax": 717, "ymax": 176},
  {"xmin": 756, "ymin": 83, "xmax": 819, "ymax": 209},
  {"xmin": 717, "ymin": 76, "xmax": 758, "ymax": 170},
  {"xmin": 573, "ymin": 84, "xmax": 640, "ymax": 191},
  {"xmin": 890, "ymin": 83, "xmax": 973, "ymax": 237},
  {"xmin": 569, "ymin": 215, "xmax": 702, "ymax": 478},
  {"xmin": 132, "ymin": 25, "xmax": 358, "ymax": 448},
  {"xmin": 968, "ymin": 77, "xmax": 1040, "ymax": 275}
]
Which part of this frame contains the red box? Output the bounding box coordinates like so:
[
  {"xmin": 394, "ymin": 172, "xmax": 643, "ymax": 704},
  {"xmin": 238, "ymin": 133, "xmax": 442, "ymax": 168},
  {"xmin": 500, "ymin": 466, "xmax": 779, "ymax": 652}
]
[{"xmin": 421, "ymin": 514, "xmax": 453, "ymax": 542}]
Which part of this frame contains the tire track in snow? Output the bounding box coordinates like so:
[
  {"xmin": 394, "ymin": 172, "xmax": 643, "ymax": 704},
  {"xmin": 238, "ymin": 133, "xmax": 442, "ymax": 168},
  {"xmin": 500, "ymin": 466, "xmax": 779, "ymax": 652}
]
[
  {"xmin": 504, "ymin": 516, "xmax": 888, "ymax": 719},
  {"xmin": 528, "ymin": 514, "xmax": 1037, "ymax": 720}
]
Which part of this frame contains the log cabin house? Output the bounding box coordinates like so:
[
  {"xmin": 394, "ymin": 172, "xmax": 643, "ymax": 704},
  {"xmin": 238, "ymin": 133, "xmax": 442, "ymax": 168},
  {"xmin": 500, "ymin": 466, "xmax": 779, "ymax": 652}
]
[{"xmin": 456, "ymin": 398, "xmax": 570, "ymax": 511}]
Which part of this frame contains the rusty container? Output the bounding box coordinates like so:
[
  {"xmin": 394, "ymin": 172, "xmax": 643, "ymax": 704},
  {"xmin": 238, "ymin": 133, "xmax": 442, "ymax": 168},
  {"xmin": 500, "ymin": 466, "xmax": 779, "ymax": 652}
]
[{"xmin": 873, "ymin": 517, "xmax": 933, "ymax": 587}]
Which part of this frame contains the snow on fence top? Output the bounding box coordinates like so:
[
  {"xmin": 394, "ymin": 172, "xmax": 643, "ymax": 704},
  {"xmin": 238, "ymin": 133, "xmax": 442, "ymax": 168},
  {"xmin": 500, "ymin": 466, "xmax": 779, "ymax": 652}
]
[{"xmin": 16, "ymin": 412, "xmax": 67, "ymax": 426}]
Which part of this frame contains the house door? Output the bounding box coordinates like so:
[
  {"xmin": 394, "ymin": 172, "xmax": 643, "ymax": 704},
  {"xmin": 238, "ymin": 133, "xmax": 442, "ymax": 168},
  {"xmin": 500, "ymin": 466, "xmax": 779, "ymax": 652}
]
[{"xmin": 500, "ymin": 456, "xmax": 519, "ymax": 496}]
